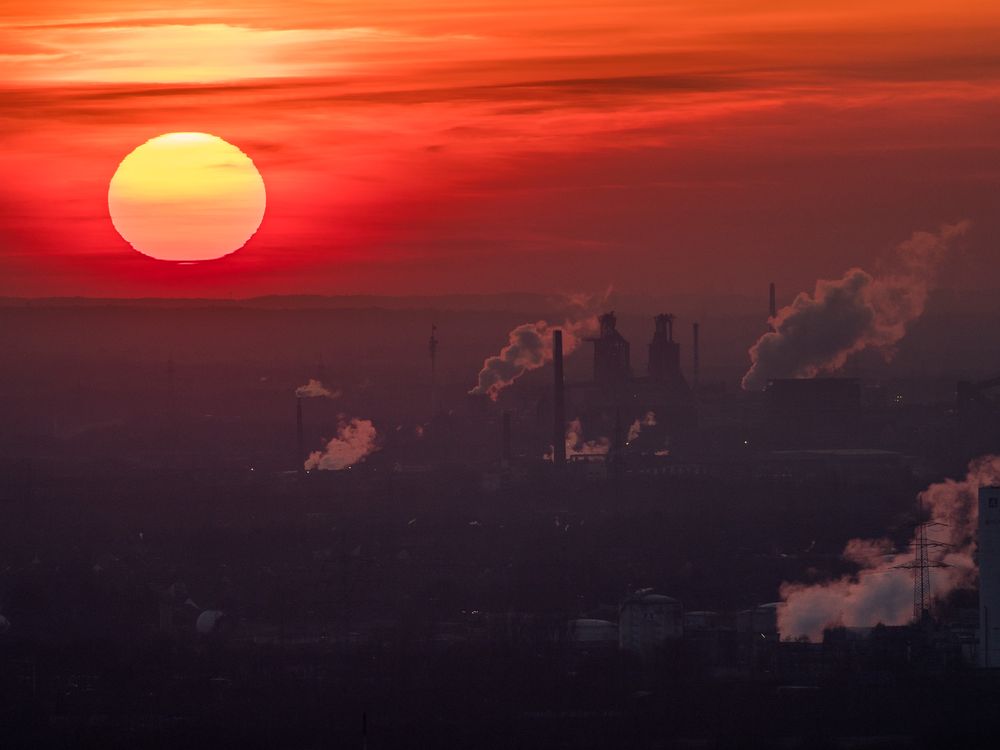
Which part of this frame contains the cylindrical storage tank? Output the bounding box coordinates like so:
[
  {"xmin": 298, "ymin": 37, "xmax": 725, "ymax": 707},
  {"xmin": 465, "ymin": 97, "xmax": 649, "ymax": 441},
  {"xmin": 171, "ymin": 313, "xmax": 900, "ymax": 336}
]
[
  {"xmin": 619, "ymin": 592, "xmax": 683, "ymax": 654},
  {"xmin": 568, "ymin": 618, "xmax": 618, "ymax": 646},
  {"xmin": 751, "ymin": 602, "xmax": 780, "ymax": 640},
  {"xmin": 196, "ymin": 609, "xmax": 228, "ymax": 636},
  {"xmin": 683, "ymin": 610, "xmax": 720, "ymax": 632}
]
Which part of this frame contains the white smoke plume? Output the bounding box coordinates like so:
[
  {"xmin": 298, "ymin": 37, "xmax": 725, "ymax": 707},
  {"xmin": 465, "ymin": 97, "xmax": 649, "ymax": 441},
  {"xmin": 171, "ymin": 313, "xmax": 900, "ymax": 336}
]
[
  {"xmin": 295, "ymin": 379, "xmax": 341, "ymax": 399},
  {"xmin": 543, "ymin": 418, "xmax": 611, "ymax": 460},
  {"xmin": 470, "ymin": 318, "xmax": 597, "ymax": 400},
  {"xmin": 778, "ymin": 454, "xmax": 1000, "ymax": 641},
  {"xmin": 742, "ymin": 222, "xmax": 969, "ymax": 391},
  {"xmin": 469, "ymin": 290, "xmax": 613, "ymax": 400},
  {"xmin": 566, "ymin": 418, "xmax": 610, "ymax": 457},
  {"xmin": 627, "ymin": 411, "xmax": 657, "ymax": 443},
  {"xmin": 304, "ymin": 417, "xmax": 379, "ymax": 470}
]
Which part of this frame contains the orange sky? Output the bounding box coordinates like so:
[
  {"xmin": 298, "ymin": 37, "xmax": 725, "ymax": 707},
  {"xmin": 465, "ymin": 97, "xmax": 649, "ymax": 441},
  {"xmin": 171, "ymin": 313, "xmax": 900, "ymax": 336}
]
[{"xmin": 1, "ymin": 1, "xmax": 999, "ymax": 297}]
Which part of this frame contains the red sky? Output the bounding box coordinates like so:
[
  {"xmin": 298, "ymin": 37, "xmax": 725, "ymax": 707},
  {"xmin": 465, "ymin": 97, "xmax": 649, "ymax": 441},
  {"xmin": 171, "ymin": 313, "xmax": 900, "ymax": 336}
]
[{"xmin": 1, "ymin": 1, "xmax": 998, "ymax": 298}]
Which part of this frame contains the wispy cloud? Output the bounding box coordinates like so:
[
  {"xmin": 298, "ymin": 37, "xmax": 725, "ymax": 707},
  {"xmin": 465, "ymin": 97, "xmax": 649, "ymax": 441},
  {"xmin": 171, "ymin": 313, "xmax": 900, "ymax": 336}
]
[{"xmin": 0, "ymin": 19, "xmax": 480, "ymax": 83}]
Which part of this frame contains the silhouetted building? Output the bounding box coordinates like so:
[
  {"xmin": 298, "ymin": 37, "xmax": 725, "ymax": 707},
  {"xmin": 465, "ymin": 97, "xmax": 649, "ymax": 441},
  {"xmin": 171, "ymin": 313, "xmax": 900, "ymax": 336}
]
[
  {"xmin": 958, "ymin": 373, "xmax": 1000, "ymax": 457},
  {"xmin": 562, "ymin": 312, "xmax": 697, "ymax": 453},
  {"xmin": 980, "ymin": 485, "xmax": 1000, "ymax": 667},
  {"xmin": 619, "ymin": 591, "xmax": 683, "ymax": 655},
  {"xmin": 591, "ymin": 311, "xmax": 630, "ymax": 386},
  {"xmin": 764, "ymin": 378, "xmax": 861, "ymax": 448},
  {"xmin": 648, "ymin": 313, "xmax": 680, "ymax": 383}
]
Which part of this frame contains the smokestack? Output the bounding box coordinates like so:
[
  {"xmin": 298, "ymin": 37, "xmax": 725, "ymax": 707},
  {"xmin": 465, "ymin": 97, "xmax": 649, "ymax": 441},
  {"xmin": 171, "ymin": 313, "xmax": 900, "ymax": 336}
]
[
  {"xmin": 692, "ymin": 322, "xmax": 700, "ymax": 391},
  {"xmin": 166, "ymin": 353, "xmax": 175, "ymax": 407},
  {"xmin": 296, "ymin": 397, "xmax": 304, "ymax": 474},
  {"xmin": 502, "ymin": 411, "xmax": 512, "ymax": 465},
  {"xmin": 613, "ymin": 406, "xmax": 623, "ymax": 457},
  {"xmin": 429, "ymin": 324, "xmax": 439, "ymax": 419},
  {"xmin": 769, "ymin": 282, "xmax": 776, "ymax": 320},
  {"xmin": 552, "ymin": 329, "xmax": 566, "ymax": 466}
]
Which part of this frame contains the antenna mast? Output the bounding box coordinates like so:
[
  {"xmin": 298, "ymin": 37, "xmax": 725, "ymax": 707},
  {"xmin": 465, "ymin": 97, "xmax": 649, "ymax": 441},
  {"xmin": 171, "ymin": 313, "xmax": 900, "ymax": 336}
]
[{"xmin": 429, "ymin": 324, "xmax": 439, "ymax": 418}]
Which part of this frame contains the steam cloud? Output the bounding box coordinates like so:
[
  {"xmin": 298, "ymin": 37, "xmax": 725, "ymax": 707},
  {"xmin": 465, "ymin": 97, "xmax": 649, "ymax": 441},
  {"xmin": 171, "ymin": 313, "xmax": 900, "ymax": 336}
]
[
  {"xmin": 741, "ymin": 222, "xmax": 970, "ymax": 391},
  {"xmin": 470, "ymin": 318, "xmax": 597, "ymax": 400},
  {"xmin": 295, "ymin": 379, "xmax": 341, "ymax": 399},
  {"xmin": 543, "ymin": 418, "xmax": 610, "ymax": 460},
  {"xmin": 778, "ymin": 454, "xmax": 1000, "ymax": 641},
  {"xmin": 627, "ymin": 411, "xmax": 657, "ymax": 443},
  {"xmin": 566, "ymin": 418, "xmax": 610, "ymax": 457},
  {"xmin": 469, "ymin": 290, "xmax": 613, "ymax": 400},
  {"xmin": 304, "ymin": 417, "xmax": 379, "ymax": 470},
  {"xmin": 544, "ymin": 418, "xmax": 611, "ymax": 460}
]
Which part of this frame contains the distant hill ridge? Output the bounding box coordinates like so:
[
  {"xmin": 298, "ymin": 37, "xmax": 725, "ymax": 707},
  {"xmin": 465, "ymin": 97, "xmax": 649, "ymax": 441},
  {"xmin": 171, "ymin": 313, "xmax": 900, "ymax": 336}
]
[{"xmin": 1, "ymin": 288, "xmax": 998, "ymax": 317}]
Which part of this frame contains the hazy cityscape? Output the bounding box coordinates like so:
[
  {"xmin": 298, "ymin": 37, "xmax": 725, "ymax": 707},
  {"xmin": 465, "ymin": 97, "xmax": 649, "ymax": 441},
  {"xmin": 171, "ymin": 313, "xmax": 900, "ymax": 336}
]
[{"xmin": 0, "ymin": 283, "xmax": 998, "ymax": 748}]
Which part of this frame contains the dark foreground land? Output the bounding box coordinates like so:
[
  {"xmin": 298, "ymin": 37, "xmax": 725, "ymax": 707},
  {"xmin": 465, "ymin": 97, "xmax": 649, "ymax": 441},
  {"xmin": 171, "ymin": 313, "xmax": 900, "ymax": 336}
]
[{"xmin": 1, "ymin": 464, "xmax": 997, "ymax": 749}]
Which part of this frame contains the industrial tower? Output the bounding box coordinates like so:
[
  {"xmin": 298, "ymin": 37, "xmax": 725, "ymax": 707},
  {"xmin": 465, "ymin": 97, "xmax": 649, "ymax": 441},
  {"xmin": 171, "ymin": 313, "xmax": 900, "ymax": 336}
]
[
  {"xmin": 648, "ymin": 313, "xmax": 680, "ymax": 383},
  {"xmin": 590, "ymin": 311, "xmax": 631, "ymax": 386}
]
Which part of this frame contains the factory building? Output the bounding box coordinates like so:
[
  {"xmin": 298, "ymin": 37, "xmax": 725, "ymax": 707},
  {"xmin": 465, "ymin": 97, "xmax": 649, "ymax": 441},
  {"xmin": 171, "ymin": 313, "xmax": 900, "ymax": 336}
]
[
  {"xmin": 647, "ymin": 313, "xmax": 683, "ymax": 387},
  {"xmin": 568, "ymin": 618, "xmax": 619, "ymax": 654},
  {"xmin": 764, "ymin": 378, "xmax": 862, "ymax": 448},
  {"xmin": 980, "ymin": 485, "xmax": 1000, "ymax": 667},
  {"xmin": 591, "ymin": 311, "xmax": 631, "ymax": 386},
  {"xmin": 588, "ymin": 311, "xmax": 690, "ymax": 394},
  {"xmin": 568, "ymin": 312, "xmax": 697, "ymax": 452},
  {"xmin": 619, "ymin": 591, "xmax": 683, "ymax": 655},
  {"xmin": 736, "ymin": 602, "xmax": 780, "ymax": 641}
]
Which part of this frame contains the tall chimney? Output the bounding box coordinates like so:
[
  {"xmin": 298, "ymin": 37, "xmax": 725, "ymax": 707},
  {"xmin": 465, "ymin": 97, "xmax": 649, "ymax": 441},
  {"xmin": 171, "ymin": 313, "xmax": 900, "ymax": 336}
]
[
  {"xmin": 296, "ymin": 397, "xmax": 304, "ymax": 474},
  {"xmin": 552, "ymin": 329, "xmax": 566, "ymax": 466},
  {"xmin": 166, "ymin": 353, "xmax": 175, "ymax": 408},
  {"xmin": 769, "ymin": 282, "xmax": 777, "ymax": 320},
  {"xmin": 692, "ymin": 321, "xmax": 700, "ymax": 391},
  {"xmin": 429, "ymin": 324, "xmax": 439, "ymax": 419},
  {"xmin": 502, "ymin": 411, "xmax": 512, "ymax": 465}
]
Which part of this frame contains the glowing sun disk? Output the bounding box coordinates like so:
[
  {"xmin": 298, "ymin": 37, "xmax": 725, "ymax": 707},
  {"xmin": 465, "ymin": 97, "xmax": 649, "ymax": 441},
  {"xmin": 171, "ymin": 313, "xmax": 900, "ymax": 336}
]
[{"xmin": 108, "ymin": 132, "xmax": 266, "ymax": 262}]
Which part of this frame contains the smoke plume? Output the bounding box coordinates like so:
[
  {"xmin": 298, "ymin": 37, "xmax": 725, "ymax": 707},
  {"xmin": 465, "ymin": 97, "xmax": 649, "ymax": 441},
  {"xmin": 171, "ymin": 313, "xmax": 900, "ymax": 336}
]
[
  {"xmin": 469, "ymin": 290, "xmax": 613, "ymax": 400},
  {"xmin": 304, "ymin": 417, "xmax": 379, "ymax": 470},
  {"xmin": 544, "ymin": 418, "xmax": 611, "ymax": 460},
  {"xmin": 742, "ymin": 222, "xmax": 969, "ymax": 391},
  {"xmin": 566, "ymin": 418, "xmax": 610, "ymax": 457},
  {"xmin": 295, "ymin": 379, "xmax": 341, "ymax": 399},
  {"xmin": 470, "ymin": 318, "xmax": 597, "ymax": 400},
  {"xmin": 778, "ymin": 454, "xmax": 1000, "ymax": 641},
  {"xmin": 627, "ymin": 411, "xmax": 657, "ymax": 443}
]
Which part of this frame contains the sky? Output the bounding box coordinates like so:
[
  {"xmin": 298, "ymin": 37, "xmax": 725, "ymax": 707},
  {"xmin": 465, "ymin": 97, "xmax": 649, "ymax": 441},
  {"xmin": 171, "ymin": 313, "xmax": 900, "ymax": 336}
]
[{"xmin": 1, "ymin": 0, "xmax": 998, "ymax": 298}]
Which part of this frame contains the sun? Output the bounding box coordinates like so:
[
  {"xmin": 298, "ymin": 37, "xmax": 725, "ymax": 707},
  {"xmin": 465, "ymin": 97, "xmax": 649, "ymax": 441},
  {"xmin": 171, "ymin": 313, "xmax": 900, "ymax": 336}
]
[{"xmin": 108, "ymin": 132, "xmax": 266, "ymax": 262}]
